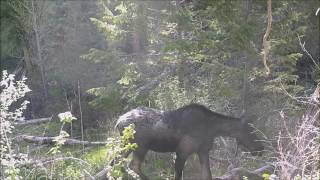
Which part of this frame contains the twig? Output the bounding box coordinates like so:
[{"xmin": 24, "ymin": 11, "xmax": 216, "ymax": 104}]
[
  {"xmin": 279, "ymin": 81, "xmax": 315, "ymax": 105},
  {"xmin": 94, "ymin": 166, "xmax": 110, "ymax": 180},
  {"xmin": 78, "ymin": 80, "xmax": 85, "ymax": 152},
  {"xmin": 297, "ymin": 34, "xmax": 320, "ymax": 70}
]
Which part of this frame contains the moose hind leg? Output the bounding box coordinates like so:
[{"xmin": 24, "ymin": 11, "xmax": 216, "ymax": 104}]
[
  {"xmin": 130, "ymin": 148, "xmax": 148, "ymax": 180},
  {"xmin": 197, "ymin": 149, "xmax": 212, "ymax": 180}
]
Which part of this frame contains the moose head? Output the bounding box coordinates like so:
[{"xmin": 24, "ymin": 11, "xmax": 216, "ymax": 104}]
[{"xmin": 235, "ymin": 115, "xmax": 264, "ymax": 156}]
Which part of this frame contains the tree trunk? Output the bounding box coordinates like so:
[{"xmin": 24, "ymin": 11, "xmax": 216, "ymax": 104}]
[{"xmin": 23, "ymin": 46, "xmax": 33, "ymax": 74}]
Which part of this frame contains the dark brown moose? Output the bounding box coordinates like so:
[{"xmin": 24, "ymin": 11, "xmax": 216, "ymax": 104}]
[{"xmin": 116, "ymin": 104, "xmax": 264, "ymax": 180}]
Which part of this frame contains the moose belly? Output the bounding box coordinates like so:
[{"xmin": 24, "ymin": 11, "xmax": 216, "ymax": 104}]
[
  {"xmin": 133, "ymin": 120, "xmax": 181, "ymax": 152},
  {"xmin": 140, "ymin": 129, "xmax": 180, "ymax": 152},
  {"xmin": 147, "ymin": 136, "xmax": 179, "ymax": 152}
]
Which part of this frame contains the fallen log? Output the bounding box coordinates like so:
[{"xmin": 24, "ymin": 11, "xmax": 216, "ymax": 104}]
[
  {"xmin": 16, "ymin": 135, "xmax": 108, "ymax": 146},
  {"xmin": 15, "ymin": 117, "xmax": 53, "ymax": 126}
]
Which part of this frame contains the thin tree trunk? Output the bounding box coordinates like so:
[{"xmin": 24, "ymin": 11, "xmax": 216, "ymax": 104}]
[
  {"xmin": 31, "ymin": 0, "xmax": 47, "ymax": 98},
  {"xmin": 78, "ymin": 80, "xmax": 85, "ymax": 151},
  {"xmin": 262, "ymin": 0, "xmax": 272, "ymax": 75}
]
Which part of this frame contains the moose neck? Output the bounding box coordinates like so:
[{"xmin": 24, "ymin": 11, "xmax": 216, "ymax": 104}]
[{"xmin": 207, "ymin": 114, "xmax": 243, "ymax": 139}]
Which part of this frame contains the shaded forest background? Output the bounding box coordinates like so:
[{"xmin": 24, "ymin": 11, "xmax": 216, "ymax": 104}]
[{"xmin": 1, "ymin": 0, "xmax": 319, "ymax": 179}]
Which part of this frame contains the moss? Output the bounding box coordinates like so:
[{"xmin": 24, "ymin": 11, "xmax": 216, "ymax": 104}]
[{"xmin": 82, "ymin": 146, "xmax": 108, "ymax": 171}]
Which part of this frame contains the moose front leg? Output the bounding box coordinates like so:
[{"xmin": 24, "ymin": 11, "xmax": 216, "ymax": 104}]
[
  {"xmin": 130, "ymin": 148, "xmax": 148, "ymax": 180},
  {"xmin": 197, "ymin": 149, "xmax": 212, "ymax": 180},
  {"xmin": 174, "ymin": 153, "xmax": 188, "ymax": 180}
]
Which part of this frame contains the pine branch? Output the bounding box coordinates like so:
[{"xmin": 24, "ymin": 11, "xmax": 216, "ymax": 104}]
[{"xmin": 136, "ymin": 64, "xmax": 176, "ymax": 95}]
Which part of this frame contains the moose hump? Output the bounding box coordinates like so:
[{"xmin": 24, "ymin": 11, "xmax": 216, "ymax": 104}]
[{"xmin": 116, "ymin": 107, "xmax": 165, "ymax": 131}]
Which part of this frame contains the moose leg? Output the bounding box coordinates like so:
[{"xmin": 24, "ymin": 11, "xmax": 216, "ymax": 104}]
[
  {"xmin": 197, "ymin": 149, "xmax": 212, "ymax": 180},
  {"xmin": 130, "ymin": 148, "xmax": 148, "ymax": 180},
  {"xmin": 110, "ymin": 149, "xmax": 133, "ymax": 166},
  {"xmin": 174, "ymin": 153, "xmax": 188, "ymax": 180}
]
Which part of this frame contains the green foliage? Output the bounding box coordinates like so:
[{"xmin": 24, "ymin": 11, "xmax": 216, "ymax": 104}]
[
  {"xmin": 0, "ymin": 1, "xmax": 22, "ymax": 61},
  {"xmin": 87, "ymin": 87, "xmax": 123, "ymax": 113},
  {"xmin": 262, "ymin": 173, "xmax": 270, "ymax": 180},
  {"xmin": 81, "ymin": 48, "xmax": 117, "ymax": 63},
  {"xmin": 117, "ymin": 64, "xmax": 139, "ymax": 86},
  {"xmin": 105, "ymin": 124, "xmax": 138, "ymax": 179},
  {"xmin": 47, "ymin": 112, "xmax": 77, "ymax": 155},
  {"xmin": 151, "ymin": 77, "xmax": 189, "ymax": 109},
  {"xmin": 83, "ymin": 147, "xmax": 108, "ymax": 171}
]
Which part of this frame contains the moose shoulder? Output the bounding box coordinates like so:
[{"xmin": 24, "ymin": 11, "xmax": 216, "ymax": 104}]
[{"xmin": 116, "ymin": 103, "xmax": 264, "ymax": 180}]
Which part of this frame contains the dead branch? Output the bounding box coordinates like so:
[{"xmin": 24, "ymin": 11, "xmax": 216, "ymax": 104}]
[
  {"xmin": 14, "ymin": 117, "xmax": 53, "ymax": 126},
  {"xmin": 94, "ymin": 166, "xmax": 109, "ymax": 180},
  {"xmin": 213, "ymin": 165, "xmax": 274, "ymax": 180},
  {"xmin": 16, "ymin": 135, "xmax": 108, "ymax": 146}
]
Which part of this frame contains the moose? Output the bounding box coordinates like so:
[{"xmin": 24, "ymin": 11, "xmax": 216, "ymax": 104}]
[{"xmin": 115, "ymin": 103, "xmax": 264, "ymax": 180}]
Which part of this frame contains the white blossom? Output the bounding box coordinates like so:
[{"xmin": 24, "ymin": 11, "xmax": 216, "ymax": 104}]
[
  {"xmin": 0, "ymin": 70, "xmax": 30, "ymax": 178},
  {"xmin": 58, "ymin": 111, "xmax": 77, "ymax": 123}
]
